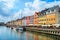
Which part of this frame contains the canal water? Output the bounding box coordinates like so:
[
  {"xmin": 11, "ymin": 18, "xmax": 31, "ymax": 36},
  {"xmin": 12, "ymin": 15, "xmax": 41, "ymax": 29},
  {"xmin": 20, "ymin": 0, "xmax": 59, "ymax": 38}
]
[{"xmin": 0, "ymin": 26, "xmax": 60, "ymax": 40}]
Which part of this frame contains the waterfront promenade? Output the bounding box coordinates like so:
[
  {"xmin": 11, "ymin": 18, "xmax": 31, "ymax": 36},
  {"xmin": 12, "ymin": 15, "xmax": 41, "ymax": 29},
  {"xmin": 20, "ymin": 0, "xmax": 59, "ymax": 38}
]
[
  {"xmin": 26, "ymin": 27, "xmax": 60, "ymax": 36},
  {"xmin": 6, "ymin": 24, "xmax": 60, "ymax": 36}
]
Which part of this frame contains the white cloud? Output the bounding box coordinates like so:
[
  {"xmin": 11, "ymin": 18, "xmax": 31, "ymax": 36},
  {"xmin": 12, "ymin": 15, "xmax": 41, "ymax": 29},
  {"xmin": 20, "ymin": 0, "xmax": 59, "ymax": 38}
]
[
  {"xmin": 25, "ymin": 2, "xmax": 32, "ymax": 8},
  {"xmin": 0, "ymin": 0, "xmax": 60, "ymax": 23},
  {"xmin": 0, "ymin": 15, "xmax": 11, "ymax": 23},
  {"xmin": 0, "ymin": 0, "xmax": 15, "ymax": 14},
  {"xmin": 2, "ymin": 0, "xmax": 15, "ymax": 8},
  {"xmin": 12, "ymin": 10, "xmax": 22, "ymax": 20},
  {"xmin": 25, "ymin": 0, "xmax": 60, "ymax": 12},
  {"xmin": 23, "ymin": 8, "xmax": 35, "ymax": 16},
  {"xmin": 45, "ymin": 1, "xmax": 60, "ymax": 8}
]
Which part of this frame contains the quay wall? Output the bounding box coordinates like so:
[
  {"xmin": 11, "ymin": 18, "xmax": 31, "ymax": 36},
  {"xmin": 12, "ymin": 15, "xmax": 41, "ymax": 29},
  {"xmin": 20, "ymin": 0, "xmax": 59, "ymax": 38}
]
[{"xmin": 26, "ymin": 27, "xmax": 60, "ymax": 36}]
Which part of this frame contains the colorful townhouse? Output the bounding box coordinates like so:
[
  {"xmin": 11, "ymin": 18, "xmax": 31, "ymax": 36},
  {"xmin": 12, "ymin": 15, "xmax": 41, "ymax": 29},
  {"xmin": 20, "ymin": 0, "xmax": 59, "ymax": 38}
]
[
  {"xmin": 26, "ymin": 16, "xmax": 30, "ymax": 26},
  {"xmin": 38, "ymin": 11, "xmax": 46, "ymax": 26},
  {"xmin": 34, "ymin": 12, "xmax": 39, "ymax": 26},
  {"xmin": 22, "ymin": 17, "xmax": 26, "ymax": 26},
  {"xmin": 38, "ymin": 5, "xmax": 60, "ymax": 27},
  {"xmin": 16, "ymin": 19, "xmax": 22, "ymax": 26},
  {"xmin": 46, "ymin": 5, "xmax": 60, "ymax": 27},
  {"xmin": 29, "ymin": 15, "xmax": 34, "ymax": 26},
  {"xmin": 6, "ymin": 5, "xmax": 60, "ymax": 28}
]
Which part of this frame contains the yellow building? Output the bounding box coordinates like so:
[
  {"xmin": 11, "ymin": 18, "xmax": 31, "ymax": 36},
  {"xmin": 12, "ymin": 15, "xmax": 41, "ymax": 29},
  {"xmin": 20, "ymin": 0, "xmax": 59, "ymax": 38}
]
[
  {"xmin": 38, "ymin": 12, "xmax": 57, "ymax": 26},
  {"xmin": 38, "ymin": 15, "xmax": 46, "ymax": 25},
  {"xmin": 16, "ymin": 19, "xmax": 22, "ymax": 26},
  {"xmin": 38, "ymin": 5, "xmax": 60, "ymax": 27},
  {"xmin": 6, "ymin": 19, "xmax": 22, "ymax": 27}
]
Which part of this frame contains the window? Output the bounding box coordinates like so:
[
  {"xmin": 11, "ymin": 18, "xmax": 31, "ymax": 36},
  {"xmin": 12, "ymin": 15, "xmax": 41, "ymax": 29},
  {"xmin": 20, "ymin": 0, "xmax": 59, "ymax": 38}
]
[
  {"xmin": 51, "ymin": 9, "xmax": 54, "ymax": 12},
  {"xmin": 53, "ymin": 18, "xmax": 55, "ymax": 20}
]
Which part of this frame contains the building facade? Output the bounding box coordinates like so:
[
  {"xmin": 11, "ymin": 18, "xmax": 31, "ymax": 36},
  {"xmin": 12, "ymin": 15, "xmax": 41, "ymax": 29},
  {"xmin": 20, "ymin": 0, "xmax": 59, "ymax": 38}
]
[
  {"xmin": 22, "ymin": 17, "xmax": 26, "ymax": 26},
  {"xmin": 34, "ymin": 12, "xmax": 39, "ymax": 26},
  {"xmin": 26, "ymin": 16, "xmax": 30, "ymax": 26},
  {"xmin": 29, "ymin": 15, "xmax": 34, "ymax": 26},
  {"xmin": 16, "ymin": 19, "xmax": 22, "ymax": 26},
  {"xmin": 38, "ymin": 14, "xmax": 46, "ymax": 25},
  {"xmin": 6, "ymin": 5, "xmax": 60, "ymax": 27},
  {"xmin": 38, "ymin": 5, "xmax": 60, "ymax": 27}
]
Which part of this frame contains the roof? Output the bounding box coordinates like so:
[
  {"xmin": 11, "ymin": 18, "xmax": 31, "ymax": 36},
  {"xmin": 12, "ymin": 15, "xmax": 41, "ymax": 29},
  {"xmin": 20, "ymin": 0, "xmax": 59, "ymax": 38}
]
[{"xmin": 39, "ymin": 5, "xmax": 60, "ymax": 16}]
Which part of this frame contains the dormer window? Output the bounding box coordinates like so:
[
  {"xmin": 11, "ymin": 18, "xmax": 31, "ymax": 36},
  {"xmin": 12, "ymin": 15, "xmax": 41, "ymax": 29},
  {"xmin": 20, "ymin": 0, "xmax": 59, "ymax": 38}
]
[
  {"xmin": 43, "ymin": 12, "xmax": 46, "ymax": 15},
  {"xmin": 48, "ymin": 10, "xmax": 50, "ymax": 13},
  {"xmin": 54, "ymin": 9, "xmax": 56, "ymax": 12},
  {"xmin": 50, "ymin": 10, "xmax": 52, "ymax": 13},
  {"xmin": 51, "ymin": 9, "xmax": 54, "ymax": 12}
]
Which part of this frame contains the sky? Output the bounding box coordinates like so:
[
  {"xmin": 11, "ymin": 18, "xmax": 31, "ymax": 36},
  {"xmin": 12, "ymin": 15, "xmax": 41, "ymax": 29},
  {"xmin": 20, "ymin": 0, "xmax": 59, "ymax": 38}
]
[{"xmin": 0, "ymin": 0, "xmax": 60, "ymax": 23}]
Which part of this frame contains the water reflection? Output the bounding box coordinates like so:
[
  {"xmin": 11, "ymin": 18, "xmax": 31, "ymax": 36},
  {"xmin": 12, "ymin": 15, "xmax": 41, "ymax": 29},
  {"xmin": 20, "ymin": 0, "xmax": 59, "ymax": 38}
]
[
  {"xmin": 26, "ymin": 32, "xmax": 60, "ymax": 40},
  {"xmin": 26, "ymin": 32, "xmax": 34, "ymax": 40},
  {"xmin": 0, "ymin": 26, "xmax": 60, "ymax": 40}
]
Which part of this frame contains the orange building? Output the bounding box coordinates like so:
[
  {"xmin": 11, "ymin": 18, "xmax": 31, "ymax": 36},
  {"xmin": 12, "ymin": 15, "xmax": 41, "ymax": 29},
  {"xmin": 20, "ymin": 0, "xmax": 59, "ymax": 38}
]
[
  {"xmin": 34, "ymin": 12, "xmax": 39, "ymax": 26},
  {"xmin": 46, "ymin": 12, "xmax": 56, "ymax": 25}
]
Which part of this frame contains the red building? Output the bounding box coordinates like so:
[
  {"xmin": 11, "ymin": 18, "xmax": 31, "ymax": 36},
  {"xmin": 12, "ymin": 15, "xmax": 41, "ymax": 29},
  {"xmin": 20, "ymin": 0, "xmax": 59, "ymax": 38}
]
[
  {"xmin": 26, "ymin": 16, "xmax": 30, "ymax": 26},
  {"xmin": 29, "ymin": 15, "xmax": 34, "ymax": 26}
]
